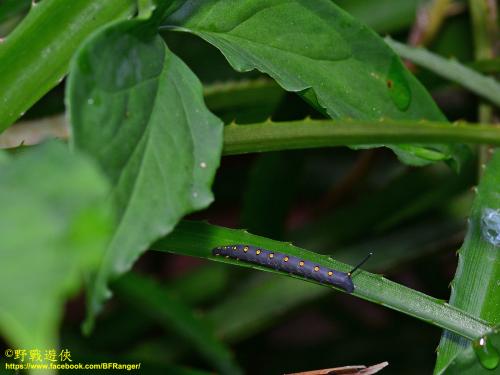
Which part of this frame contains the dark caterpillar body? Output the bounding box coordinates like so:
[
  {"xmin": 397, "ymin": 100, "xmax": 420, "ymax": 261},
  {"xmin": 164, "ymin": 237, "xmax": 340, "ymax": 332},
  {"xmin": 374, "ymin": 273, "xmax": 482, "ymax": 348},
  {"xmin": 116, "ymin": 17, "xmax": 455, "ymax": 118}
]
[{"xmin": 212, "ymin": 244, "xmax": 356, "ymax": 293}]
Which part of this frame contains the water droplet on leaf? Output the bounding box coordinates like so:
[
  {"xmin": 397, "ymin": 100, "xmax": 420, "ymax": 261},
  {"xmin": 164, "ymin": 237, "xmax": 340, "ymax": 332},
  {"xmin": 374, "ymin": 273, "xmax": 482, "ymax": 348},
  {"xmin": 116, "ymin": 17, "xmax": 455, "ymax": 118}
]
[
  {"xmin": 473, "ymin": 336, "xmax": 500, "ymax": 370},
  {"xmin": 481, "ymin": 208, "xmax": 500, "ymax": 247},
  {"xmin": 386, "ymin": 57, "xmax": 411, "ymax": 111}
]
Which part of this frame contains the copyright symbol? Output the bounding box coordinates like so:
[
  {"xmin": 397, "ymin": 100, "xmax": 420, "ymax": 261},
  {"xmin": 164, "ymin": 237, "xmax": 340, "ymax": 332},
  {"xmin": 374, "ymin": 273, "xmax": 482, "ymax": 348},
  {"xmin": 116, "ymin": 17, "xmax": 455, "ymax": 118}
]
[{"xmin": 4, "ymin": 349, "xmax": 13, "ymax": 357}]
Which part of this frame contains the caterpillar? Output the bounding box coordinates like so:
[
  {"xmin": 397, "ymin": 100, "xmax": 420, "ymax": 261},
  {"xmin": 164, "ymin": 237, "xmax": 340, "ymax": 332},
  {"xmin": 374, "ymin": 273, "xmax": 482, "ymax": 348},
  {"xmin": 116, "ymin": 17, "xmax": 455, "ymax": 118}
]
[{"xmin": 212, "ymin": 245, "xmax": 372, "ymax": 293}]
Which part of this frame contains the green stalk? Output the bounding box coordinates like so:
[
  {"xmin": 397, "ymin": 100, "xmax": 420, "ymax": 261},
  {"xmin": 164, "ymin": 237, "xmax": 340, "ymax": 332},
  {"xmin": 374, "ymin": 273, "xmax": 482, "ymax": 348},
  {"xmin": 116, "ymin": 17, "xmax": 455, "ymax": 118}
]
[
  {"xmin": 4, "ymin": 116, "xmax": 500, "ymax": 153},
  {"xmin": 0, "ymin": 0, "xmax": 135, "ymax": 132},
  {"xmin": 222, "ymin": 119, "xmax": 500, "ymax": 155}
]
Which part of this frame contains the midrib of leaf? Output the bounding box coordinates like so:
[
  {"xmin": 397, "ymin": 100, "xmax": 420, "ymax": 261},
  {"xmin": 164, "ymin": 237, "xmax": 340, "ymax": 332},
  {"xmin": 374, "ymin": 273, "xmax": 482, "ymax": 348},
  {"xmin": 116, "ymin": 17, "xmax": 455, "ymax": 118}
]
[{"xmin": 111, "ymin": 70, "xmax": 162, "ymax": 223}]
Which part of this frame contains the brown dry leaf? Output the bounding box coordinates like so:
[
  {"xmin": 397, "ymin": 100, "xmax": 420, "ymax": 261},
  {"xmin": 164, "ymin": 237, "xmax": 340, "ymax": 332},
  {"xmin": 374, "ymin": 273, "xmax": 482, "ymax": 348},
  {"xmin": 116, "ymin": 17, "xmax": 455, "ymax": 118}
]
[{"xmin": 284, "ymin": 361, "xmax": 388, "ymax": 375}]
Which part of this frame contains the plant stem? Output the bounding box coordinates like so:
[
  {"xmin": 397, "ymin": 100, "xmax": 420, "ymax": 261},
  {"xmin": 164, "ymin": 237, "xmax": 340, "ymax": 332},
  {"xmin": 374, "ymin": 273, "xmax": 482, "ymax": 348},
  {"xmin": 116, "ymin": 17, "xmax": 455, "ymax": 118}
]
[
  {"xmin": 222, "ymin": 119, "xmax": 500, "ymax": 155},
  {"xmin": 4, "ymin": 116, "xmax": 500, "ymax": 153}
]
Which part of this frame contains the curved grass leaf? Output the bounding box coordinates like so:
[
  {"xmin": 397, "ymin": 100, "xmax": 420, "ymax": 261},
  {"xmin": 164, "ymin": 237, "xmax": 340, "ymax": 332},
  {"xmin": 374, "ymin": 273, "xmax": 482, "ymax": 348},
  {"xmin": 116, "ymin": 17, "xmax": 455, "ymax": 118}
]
[
  {"xmin": 67, "ymin": 18, "xmax": 223, "ymax": 332},
  {"xmin": 114, "ymin": 274, "xmax": 242, "ymax": 375},
  {"xmin": 138, "ymin": 219, "xmax": 464, "ymax": 362},
  {"xmin": 0, "ymin": 142, "xmax": 113, "ymax": 351},
  {"xmin": 207, "ymin": 220, "xmax": 464, "ymax": 342},
  {"xmin": 435, "ymin": 150, "xmax": 500, "ymax": 373},
  {"xmin": 386, "ymin": 38, "xmax": 500, "ymax": 108},
  {"xmin": 0, "ymin": 0, "xmax": 135, "ymax": 132},
  {"xmin": 162, "ymin": 0, "xmax": 465, "ymax": 167},
  {"xmin": 154, "ymin": 221, "xmax": 492, "ymax": 341}
]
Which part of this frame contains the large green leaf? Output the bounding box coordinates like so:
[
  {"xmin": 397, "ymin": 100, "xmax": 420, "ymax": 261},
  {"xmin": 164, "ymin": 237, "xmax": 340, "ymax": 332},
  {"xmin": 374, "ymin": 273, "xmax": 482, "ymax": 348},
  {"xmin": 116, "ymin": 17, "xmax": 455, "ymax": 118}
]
[
  {"xmin": 435, "ymin": 150, "xmax": 500, "ymax": 373},
  {"xmin": 0, "ymin": 142, "xmax": 113, "ymax": 350},
  {"xmin": 162, "ymin": 0, "xmax": 465, "ymax": 167},
  {"xmin": 67, "ymin": 18, "xmax": 223, "ymax": 331}
]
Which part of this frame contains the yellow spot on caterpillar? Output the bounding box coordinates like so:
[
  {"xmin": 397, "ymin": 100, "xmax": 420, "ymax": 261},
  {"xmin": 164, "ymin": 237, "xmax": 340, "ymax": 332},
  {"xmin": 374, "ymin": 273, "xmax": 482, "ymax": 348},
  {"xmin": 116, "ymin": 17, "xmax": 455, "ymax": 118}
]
[
  {"xmin": 256, "ymin": 249, "xmax": 261, "ymax": 255},
  {"xmin": 299, "ymin": 261, "xmax": 305, "ymax": 267},
  {"xmin": 243, "ymin": 246, "xmax": 249, "ymax": 252},
  {"xmin": 225, "ymin": 256, "xmax": 229, "ymax": 259},
  {"xmin": 269, "ymin": 253, "xmax": 274, "ymax": 259},
  {"xmin": 284, "ymin": 256, "xmax": 289, "ymax": 262},
  {"xmin": 328, "ymin": 271, "xmax": 333, "ymax": 276},
  {"xmin": 314, "ymin": 266, "xmax": 320, "ymax": 272},
  {"xmin": 233, "ymin": 246, "xmax": 237, "ymax": 250}
]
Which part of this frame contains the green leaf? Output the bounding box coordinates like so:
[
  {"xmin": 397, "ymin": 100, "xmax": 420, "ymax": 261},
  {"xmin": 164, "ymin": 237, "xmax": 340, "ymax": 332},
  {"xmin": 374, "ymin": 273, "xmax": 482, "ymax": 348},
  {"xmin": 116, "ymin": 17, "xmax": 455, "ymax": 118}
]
[
  {"xmin": 386, "ymin": 38, "xmax": 500, "ymax": 108},
  {"xmin": 440, "ymin": 327, "xmax": 500, "ymax": 374},
  {"xmin": 162, "ymin": 0, "xmax": 464, "ymax": 167},
  {"xmin": 154, "ymin": 221, "xmax": 492, "ymax": 340},
  {"xmin": 435, "ymin": 150, "xmax": 500, "ymax": 373},
  {"xmin": 114, "ymin": 274, "xmax": 242, "ymax": 375},
  {"xmin": 67, "ymin": 18, "xmax": 223, "ymax": 331},
  {"xmin": 0, "ymin": 141, "xmax": 113, "ymax": 350},
  {"xmin": 207, "ymin": 220, "xmax": 464, "ymax": 342},
  {"xmin": 0, "ymin": 0, "xmax": 135, "ymax": 132},
  {"xmin": 150, "ymin": 218, "xmax": 463, "ymax": 354}
]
